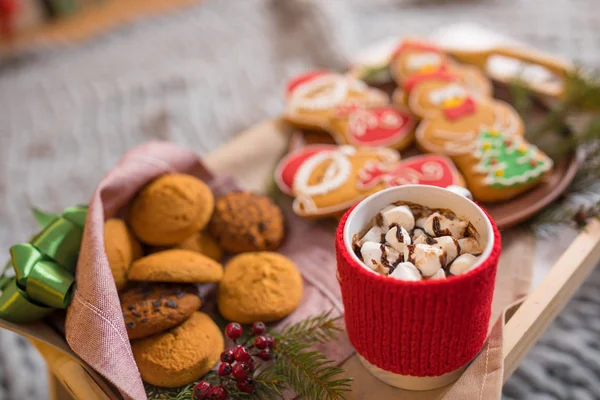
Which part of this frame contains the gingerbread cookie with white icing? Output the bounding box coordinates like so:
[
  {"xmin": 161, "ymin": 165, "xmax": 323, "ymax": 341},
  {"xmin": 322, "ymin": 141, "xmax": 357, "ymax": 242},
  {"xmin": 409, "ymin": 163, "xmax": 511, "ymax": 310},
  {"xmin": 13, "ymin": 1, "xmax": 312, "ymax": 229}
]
[
  {"xmin": 405, "ymin": 72, "xmax": 552, "ymax": 203},
  {"xmin": 327, "ymin": 104, "xmax": 417, "ymax": 151},
  {"xmin": 275, "ymin": 145, "xmax": 464, "ymax": 218},
  {"xmin": 284, "ymin": 70, "xmax": 389, "ymax": 131},
  {"xmin": 390, "ymin": 40, "xmax": 492, "ymax": 99}
]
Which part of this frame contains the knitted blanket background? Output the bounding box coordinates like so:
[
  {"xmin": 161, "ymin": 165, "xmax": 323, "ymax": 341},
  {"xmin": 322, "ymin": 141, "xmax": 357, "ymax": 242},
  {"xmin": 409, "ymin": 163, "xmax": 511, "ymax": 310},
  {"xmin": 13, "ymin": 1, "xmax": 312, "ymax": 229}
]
[{"xmin": 1, "ymin": 0, "xmax": 600, "ymax": 398}]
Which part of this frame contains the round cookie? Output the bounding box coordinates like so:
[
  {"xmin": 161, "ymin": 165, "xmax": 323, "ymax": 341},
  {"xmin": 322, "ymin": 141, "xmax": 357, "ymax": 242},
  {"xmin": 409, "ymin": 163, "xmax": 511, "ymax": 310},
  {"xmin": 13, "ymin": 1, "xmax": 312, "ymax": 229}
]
[
  {"xmin": 128, "ymin": 173, "xmax": 214, "ymax": 246},
  {"xmin": 175, "ymin": 231, "xmax": 223, "ymax": 262},
  {"xmin": 104, "ymin": 218, "xmax": 143, "ymax": 291},
  {"xmin": 131, "ymin": 312, "xmax": 223, "ymax": 388},
  {"xmin": 218, "ymin": 252, "xmax": 303, "ymax": 323},
  {"xmin": 128, "ymin": 249, "xmax": 223, "ymax": 283},
  {"xmin": 209, "ymin": 192, "xmax": 285, "ymax": 253},
  {"xmin": 121, "ymin": 283, "xmax": 201, "ymax": 339}
]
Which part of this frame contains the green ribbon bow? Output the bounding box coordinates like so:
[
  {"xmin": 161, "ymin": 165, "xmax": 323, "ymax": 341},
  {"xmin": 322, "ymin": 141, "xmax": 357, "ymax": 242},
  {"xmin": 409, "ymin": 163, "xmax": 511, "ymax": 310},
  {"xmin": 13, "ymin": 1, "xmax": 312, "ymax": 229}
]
[{"xmin": 0, "ymin": 206, "xmax": 87, "ymax": 323}]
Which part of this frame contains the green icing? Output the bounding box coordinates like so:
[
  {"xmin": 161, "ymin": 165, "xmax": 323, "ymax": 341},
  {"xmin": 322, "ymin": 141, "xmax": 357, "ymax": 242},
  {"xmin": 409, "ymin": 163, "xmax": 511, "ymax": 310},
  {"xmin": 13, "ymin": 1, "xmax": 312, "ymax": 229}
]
[{"xmin": 475, "ymin": 130, "xmax": 551, "ymax": 188}]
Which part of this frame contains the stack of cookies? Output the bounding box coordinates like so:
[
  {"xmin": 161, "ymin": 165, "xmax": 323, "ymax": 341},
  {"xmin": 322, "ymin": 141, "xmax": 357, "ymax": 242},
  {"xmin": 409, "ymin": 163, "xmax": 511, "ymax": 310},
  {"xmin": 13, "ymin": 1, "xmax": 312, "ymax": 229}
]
[{"xmin": 103, "ymin": 173, "xmax": 303, "ymax": 388}]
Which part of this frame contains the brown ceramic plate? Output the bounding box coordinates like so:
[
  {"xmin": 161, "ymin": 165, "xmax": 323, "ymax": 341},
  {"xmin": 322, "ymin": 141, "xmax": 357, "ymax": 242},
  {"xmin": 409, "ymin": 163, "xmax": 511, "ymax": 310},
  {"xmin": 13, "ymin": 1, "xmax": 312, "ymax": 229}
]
[{"xmin": 288, "ymin": 82, "xmax": 578, "ymax": 229}]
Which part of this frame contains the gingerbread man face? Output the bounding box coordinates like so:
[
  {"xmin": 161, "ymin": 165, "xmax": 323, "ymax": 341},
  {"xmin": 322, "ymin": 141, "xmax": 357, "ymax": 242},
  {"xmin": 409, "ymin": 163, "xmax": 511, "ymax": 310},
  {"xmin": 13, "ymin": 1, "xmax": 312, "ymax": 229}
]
[
  {"xmin": 390, "ymin": 40, "xmax": 492, "ymax": 98},
  {"xmin": 328, "ymin": 104, "xmax": 416, "ymax": 151},
  {"xmin": 284, "ymin": 71, "xmax": 389, "ymax": 130}
]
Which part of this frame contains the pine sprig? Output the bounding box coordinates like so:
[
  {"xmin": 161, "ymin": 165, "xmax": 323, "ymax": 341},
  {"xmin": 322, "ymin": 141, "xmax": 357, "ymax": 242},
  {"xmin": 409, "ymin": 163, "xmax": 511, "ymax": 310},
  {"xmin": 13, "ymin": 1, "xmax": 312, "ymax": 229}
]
[
  {"xmin": 273, "ymin": 339, "xmax": 352, "ymax": 400},
  {"xmin": 275, "ymin": 309, "xmax": 343, "ymax": 345}
]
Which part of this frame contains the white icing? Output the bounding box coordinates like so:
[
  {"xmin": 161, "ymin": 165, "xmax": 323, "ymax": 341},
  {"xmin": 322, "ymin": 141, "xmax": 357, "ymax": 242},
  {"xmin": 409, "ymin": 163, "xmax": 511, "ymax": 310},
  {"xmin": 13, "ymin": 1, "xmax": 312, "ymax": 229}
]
[
  {"xmin": 359, "ymin": 226, "xmax": 384, "ymax": 246},
  {"xmin": 406, "ymin": 52, "xmax": 442, "ymax": 70},
  {"xmin": 293, "ymin": 150, "xmax": 351, "ymax": 196},
  {"xmin": 385, "ymin": 225, "xmax": 411, "ymax": 252},
  {"xmin": 428, "ymin": 83, "xmax": 468, "ymax": 105},
  {"xmin": 288, "ymin": 74, "xmax": 349, "ymax": 111},
  {"xmin": 423, "ymin": 212, "xmax": 468, "ymax": 238},
  {"xmin": 430, "ymin": 269, "xmax": 446, "ymax": 280},
  {"xmin": 389, "ymin": 262, "xmax": 422, "ymax": 281},
  {"xmin": 381, "ymin": 205, "xmax": 415, "ymax": 230},
  {"xmin": 432, "ymin": 236, "xmax": 459, "ymax": 266},
  {"xmin": 449, "ymin": 253, "xmax": 479, "ymax": 275},
  {"xmin": 458, "ymin": 237, "xmax": 482, "ymax": 255},
  {"xmin": 404, "ymin": 244, "xmax": 445, "ymax": 277}
]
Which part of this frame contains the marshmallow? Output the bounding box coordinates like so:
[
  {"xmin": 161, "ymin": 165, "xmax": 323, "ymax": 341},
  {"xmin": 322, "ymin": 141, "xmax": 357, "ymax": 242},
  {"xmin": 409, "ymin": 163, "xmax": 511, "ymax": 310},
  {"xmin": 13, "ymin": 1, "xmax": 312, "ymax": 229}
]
[
  {"xmin": 381, "ymin": 205, "xmax": 415, "ymax": 230},
  {"xmin": 359, "ymin": 225, "xmax": 384, "ymax": 246},
  {"xmin": 385, "ymin": 225, "xmax": 411, "ymax": 252},
  {"xmin": 383, "ymin": 245, "xmax": 402, "ymax": 265},
  {"xmin": 360, "ymin": 241, "xmax": 383, "ymax": 271},
  {"xmin": 404, "ymin": 243, "xmax": 445, "ymax": 277},
  {"xmin": 360, "ymin": 241, "xmax": 400, "ymax": 273},
  {"xmin": 389, "ymin": 262, "xmax": 422, "ymax": 281},
  {"xmin": 458, "ymin": 237, "xmax": 482, "ymax": 255},
  {"xmin": 412, "ymin": 228, "xmax": 435, "ymax": 245},
  {"xmin": 432, "ymin": 236, "xmax": 460, "ymax": 265},
  {"xmin": 449, "ymin": 253, "xmax": 479, "ymax": 275},
  {"xmin": 415, "ymin": 216, "xmax": 428, "ymax": 229},
  {"xmin": 430, "ymin": 269, "xmax": 446, "ymax": 280},
  {"xmin": 423, "ymin": 212, "xmax": 468, "ymax": 238}
]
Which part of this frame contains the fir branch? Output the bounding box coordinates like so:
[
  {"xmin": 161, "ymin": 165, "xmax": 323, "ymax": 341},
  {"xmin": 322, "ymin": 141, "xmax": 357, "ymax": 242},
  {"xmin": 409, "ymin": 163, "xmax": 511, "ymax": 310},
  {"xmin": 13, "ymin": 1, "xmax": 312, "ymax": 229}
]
[
  {"xmin": 273, "ymin": 339, "xmax": 352, "ymax": 400},
  {"xmin": 145, "ymin": 382, "xmax": 195, "ymax": 400},
  {"xmin": 276, "ymin": 310, "xmax": 343, "ymax": 345},
  {"xmin": 509, "ymin": 77, "xmax": 534, "ymax": 126}
]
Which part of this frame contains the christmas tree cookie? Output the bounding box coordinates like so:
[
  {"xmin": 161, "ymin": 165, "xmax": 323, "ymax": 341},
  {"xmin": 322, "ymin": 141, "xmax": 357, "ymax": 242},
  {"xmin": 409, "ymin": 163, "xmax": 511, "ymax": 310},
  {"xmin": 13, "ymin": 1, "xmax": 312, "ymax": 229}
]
[{"xmin": 405, "ymin": 71, "xmax": 552, "ymax": 202}]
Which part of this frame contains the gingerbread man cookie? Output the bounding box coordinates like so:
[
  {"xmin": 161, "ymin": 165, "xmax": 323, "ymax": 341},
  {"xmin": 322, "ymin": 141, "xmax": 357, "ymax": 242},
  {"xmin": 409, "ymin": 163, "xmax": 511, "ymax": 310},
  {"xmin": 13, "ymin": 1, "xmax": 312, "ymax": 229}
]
[
  {"xmin": 284, "ymin": 70, "xmax": 389, "ymax": 131},
  {"xmin": 390, "ymin": 40, "xmax": 492, "ymax": 99},
  {"xmin": 275, "ymin": 145, "xmax": 463, "ymax": 218},
  {"xmin": 328, "ymin": 104, "xmax": 417, "ymax": 151},
  {"xmin": 405, "ymin": 72, "xmax": 552, "ymax": 203}
]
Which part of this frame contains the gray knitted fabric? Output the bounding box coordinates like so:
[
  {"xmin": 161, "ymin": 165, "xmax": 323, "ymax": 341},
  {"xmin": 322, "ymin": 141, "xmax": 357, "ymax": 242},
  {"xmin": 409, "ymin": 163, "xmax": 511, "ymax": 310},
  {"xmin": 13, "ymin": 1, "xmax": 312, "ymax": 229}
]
[{"xmin": 1, "ymin": 0, "xmax": 600, "ymax": 398}]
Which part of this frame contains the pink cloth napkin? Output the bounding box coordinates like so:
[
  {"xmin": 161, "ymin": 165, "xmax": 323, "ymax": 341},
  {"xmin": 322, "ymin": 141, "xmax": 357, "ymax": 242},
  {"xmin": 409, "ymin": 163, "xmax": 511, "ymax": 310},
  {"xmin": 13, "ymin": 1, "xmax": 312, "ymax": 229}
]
[{"xmin": 65, "ymin": 141, "xmax": 352, "ymax": 400}]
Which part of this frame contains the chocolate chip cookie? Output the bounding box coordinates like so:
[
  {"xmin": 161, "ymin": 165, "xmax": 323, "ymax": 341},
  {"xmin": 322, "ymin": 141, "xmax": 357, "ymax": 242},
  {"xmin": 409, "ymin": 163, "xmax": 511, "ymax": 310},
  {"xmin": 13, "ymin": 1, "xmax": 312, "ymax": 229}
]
[
  {"xmin": 209, "ymin": 192, "xmax": 285, "ymax": 253},
  {"xmin": 121, "ymin": 283, "xmax": 201, "ymax": 339}
]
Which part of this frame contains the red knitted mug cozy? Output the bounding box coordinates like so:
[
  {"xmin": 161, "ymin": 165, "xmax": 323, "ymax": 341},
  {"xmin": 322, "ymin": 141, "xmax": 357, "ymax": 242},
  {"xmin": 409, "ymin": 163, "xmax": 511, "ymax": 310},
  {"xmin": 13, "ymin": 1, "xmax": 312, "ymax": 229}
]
[{"xmin": 336, "ymin": 206, "xmax": 501, "ymax": 377}]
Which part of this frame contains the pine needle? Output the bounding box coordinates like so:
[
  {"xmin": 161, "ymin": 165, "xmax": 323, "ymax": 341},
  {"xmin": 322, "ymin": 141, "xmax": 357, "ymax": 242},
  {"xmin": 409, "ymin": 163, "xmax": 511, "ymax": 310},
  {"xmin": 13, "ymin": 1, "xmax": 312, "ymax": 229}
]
[
  {"xmin": 274, "ymin": 339, "xmax": 352, "ymax": 400},
  {"xmin": 276, "ymin": 309, "xmax": 343, "ymax": 345}
]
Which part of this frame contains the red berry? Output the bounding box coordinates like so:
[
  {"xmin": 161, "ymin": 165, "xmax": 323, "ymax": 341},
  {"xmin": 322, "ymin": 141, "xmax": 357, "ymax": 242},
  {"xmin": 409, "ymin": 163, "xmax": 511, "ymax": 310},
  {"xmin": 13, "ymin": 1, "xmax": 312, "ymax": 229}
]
[
  {"xmin": 207, "ymin": 385, "xmax": 227, "ymax": 400},
  {"xmin": 218, "ymin": 363, "xmax": 232, "ymax": 376},
  {"xmin": 264, "ymin": 334, "xmax": 275, "ymax": 348},
  {"xmin": 233, "ymin": 345, "xmax": 251, "ymax": 362},
  {"xmin": 251, "ymin": 322, "xmax": 266, "ymax": 335},
  {"xmin": 193, "ymin": 381, "xmax": 212, "ymax": 399},
  {"xmin": 225, "ymin": 322, "xmax": 243, "ymax": 340},
  {"xmin": 254, "ymin": 335, "xmax": 268, "ymax": 349},
  {"xmin": 220, "ymin": 349, "xmax": 235, "ymax": 363},
  {"xmin": 237, "ymin": 378, "xmax": 256, "ymax": 393},
  {"xmin": 232, "ymin": 362, "xmax": 251, "ymax": 381},
  {"xmin": 257, "ymin": 348, "xmax": 273, "ymax": 361}
]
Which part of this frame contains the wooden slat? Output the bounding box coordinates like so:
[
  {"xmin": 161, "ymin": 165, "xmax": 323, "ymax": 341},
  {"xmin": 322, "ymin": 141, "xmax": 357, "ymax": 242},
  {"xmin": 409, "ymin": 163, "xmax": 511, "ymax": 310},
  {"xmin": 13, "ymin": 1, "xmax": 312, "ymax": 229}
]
[{"xmin": 503, "ymin": 219, "xmax": 600, "ymax": 380}]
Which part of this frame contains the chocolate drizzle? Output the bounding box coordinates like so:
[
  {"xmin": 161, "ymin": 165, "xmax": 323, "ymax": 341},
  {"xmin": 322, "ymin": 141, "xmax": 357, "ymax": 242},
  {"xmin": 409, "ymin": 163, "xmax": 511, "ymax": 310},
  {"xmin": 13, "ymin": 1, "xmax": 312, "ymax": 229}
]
[
  {"xmin": 432, "ymin": 216, "xmax": 451, "ymax": 236},
  {"xmin": 379, "ymin": 244, "xmax": 392, "ymax": 270},
  {"xmin": 392, "ymin": 224, "xmax": 405, "ymax": 243}
]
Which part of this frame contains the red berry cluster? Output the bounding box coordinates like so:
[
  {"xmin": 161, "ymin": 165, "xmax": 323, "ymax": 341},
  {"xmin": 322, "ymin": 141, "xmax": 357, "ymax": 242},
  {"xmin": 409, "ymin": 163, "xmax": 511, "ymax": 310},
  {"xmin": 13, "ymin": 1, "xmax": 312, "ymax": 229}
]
[{"xmin": 193, "ymin": 322, "xmax": 275, "ymax": 399}]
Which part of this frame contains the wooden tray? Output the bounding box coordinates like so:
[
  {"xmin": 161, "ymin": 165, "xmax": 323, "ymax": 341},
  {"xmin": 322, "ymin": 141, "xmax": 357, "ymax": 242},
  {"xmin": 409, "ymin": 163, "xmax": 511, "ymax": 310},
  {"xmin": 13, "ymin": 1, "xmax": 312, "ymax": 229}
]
[{"xmin": 11, "ymin": 119, "xmax": 595, "ymax": 400}]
